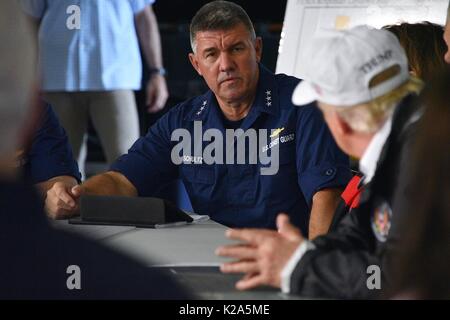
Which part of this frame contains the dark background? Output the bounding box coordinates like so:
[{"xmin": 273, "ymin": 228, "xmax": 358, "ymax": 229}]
[{"xmin": 153, "ymin": 0, "xmax": 287, "ymax": 24}]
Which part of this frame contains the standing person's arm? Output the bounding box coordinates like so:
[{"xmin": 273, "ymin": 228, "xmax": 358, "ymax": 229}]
[{"xmin": 134, "ymin": 5, "xmax": 168, "ymax": 113}]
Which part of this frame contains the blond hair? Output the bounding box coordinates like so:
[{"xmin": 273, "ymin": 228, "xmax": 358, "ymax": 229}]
[{"xmin": 337, "ymin": 76, "xmax": 424, "ymax": 133}]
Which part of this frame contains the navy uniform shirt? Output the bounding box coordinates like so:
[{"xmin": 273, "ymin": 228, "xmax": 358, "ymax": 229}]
[
  {"xmin": 111, "ymin": 65, "xmax": 351, "ymax": 235},
  {"xmin": 23, "ymin": 103, "xmax": 81, "ymax": 184}
]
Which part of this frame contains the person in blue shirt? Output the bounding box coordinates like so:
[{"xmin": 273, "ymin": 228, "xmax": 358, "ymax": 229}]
[
  {"xmin": 22, "ymin": 102, "xmax": 81, "ymax": 198},
  {"xmin": 46, "ymin": 1, "xmax": 351, "ymax": 237},
  {"xmin": 21, "ymin": 0, "xmax": 168, "ymax": 178}
]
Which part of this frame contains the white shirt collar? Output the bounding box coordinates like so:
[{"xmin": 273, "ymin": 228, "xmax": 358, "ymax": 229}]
[{"xmin": 359, "ymin": 115, "xmax": 394, "ymax": 184}]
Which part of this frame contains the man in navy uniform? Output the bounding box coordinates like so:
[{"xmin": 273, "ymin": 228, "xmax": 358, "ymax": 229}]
[{"xmin": 46, "ymin": 1, "xmax": 351, "ymax": 238}]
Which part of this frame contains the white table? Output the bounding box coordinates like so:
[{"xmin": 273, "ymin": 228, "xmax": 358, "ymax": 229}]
[{"xmin": 51, "ymin": 218, "xmax": 302, "ymax": 299}]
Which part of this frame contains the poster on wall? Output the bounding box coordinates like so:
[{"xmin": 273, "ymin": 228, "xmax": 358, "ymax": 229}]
[{"xmin": 276, "ymin": 0, "xmax": 449, "ymax": 78}]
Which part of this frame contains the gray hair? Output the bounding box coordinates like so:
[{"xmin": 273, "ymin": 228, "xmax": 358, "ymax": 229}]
[
  {"xmin": 189, "ymin": 1, "xmax": 256, "ymax": 53},
  {"xmin": 0, "ymin": 0, "xmax": 35, "ymax": 154}
]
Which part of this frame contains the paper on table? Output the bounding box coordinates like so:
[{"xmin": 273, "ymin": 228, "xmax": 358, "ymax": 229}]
[
  {"xmin": 153, "ymin": 214, "xmax": 210, "ymax": 228},
  {"xmin": 154, "ymin": 221, "xmax": 188, "ymax": 229},
  {"xmin": 189, "ymin": 214, "xmax": 210, "ymax": 222},
  {"xmin": 150, "ymin": 262, "xmax": 222, "ymax": 267}
]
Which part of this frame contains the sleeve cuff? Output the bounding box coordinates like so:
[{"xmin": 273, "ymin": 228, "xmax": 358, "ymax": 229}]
[
  {"xmin": 27, "ymin": 156, "xmax": 81, "ymax": 184},
  {"xmin": 281, "ymin": 240, "xmax": 316, "ymax": 294},
  {"xmin": 299, "ymin": 165, "xmax": 352, "ymax": 208}
]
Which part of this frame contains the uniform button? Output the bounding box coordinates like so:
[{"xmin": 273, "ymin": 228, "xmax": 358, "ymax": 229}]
[{"xmin": 325, "ymin": 168, "xmax": 335, "ymax": 176}]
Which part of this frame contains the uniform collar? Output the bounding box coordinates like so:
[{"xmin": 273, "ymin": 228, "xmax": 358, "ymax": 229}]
[{"xmin": 184, "ymin": 64, "xmax": 279, "ymax": 124}]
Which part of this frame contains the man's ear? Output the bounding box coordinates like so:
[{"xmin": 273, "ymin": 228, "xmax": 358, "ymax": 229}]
[
  {"xmin": 335, "ymin": 112, "xmax": 353, "ymax": 135},
  {"xmin": 254, "ymin": 37, "xmax": 263, "ymax": 63},
  {"xmin": 188, "ymin": 53, "xmax": 202, "ymax": 76}
]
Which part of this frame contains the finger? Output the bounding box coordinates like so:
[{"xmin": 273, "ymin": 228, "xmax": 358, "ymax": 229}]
[
  {"xmin": 220, "ymin": 261, "xmax": 259, "ymax": 274},
  {"xmin": 71, "ymin": 185, "xmax": 83, "ymax": 198},
  {"xmin": 146, "ymin": 88, "xmax": 157, "ymax": 112},
  {"xmin": 242, "ymin": 272, "xmax": 258, "ymax": 281},
  {"xmin": 154, "ymin": 97, "xmax": 165, "ymax": 111},
  {"xmin": 146, "ymin": 85, "xmax": 155, "ymax": 105},
  {"xmin": 276, "ymin": 213, "xmax": 289, "ymax": 226},
  {"xmin": 216, "ymin": 244, "xmax": 257, "ymax": 259},
  {"xmin": 155, "ymin": 92, "xmax": 168, "ymax": 111},
  {"xmin": 55, "ymin": 188, "xmax": 76, "ymax": 208},
  {"xmin": 277, "ymin": 213, "xmax": 302, "ymax": 241},
  {"xmin": 236, "ymin": 274, "xmax": 265, "ymax": 291},
  {"xmin": 147, "ymin": 103, "xmax": 159, "ymax": 114},
  {"xmin": 225, "ymin": 228, "xmax": 273, "ymax": 245},
  {"xmin": 146, "ymin": 95, "xmax": 156, "ymax": 111},
  {"xmin": 56, "ymin": 198, "xmax": 76, "ymax": 211}
]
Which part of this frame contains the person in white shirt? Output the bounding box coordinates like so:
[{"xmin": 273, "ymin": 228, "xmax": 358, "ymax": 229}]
[{"xmin": 22, "ymin": 0, "xmax": 168, "ymax": 178}]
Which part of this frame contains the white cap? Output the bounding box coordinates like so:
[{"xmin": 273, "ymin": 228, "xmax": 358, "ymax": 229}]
[{"xmin": 292, "ymin": 25, "xmax": 410, "ymax": 107}]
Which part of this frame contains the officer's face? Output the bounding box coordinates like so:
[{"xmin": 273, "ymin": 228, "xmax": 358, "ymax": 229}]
[
  {"xmin": 189, "ymin": 23, "xmax": 262, "ymax": 105},
  {"xmin": 444, "ymin": 19, "xmax": 450, "ymax": 64}
]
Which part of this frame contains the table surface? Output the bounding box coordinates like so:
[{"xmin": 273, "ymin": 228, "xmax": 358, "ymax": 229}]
[
  {"xmin": 52, "ymin": 217, "xmax": 233, "ymax": 267},
  {"xmin": 51, "ymin": 218, "xmax": 304, "ymax": 300}
]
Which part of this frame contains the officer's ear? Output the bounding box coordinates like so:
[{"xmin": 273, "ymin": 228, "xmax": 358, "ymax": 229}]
[
  {"xmin": 188, "ymin": 53, "xmax": 203, "ymax": 77},
  {"xmin": 254, "ymin": 37, "xmax": 263, "ymax": 63}
]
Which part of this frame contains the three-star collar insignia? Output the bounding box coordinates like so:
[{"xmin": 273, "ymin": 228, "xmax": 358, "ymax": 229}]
[
  {"xmin": 265, "ymin": 90, "xmax": 272, "ymax": 107},
  {"xmin": 196, "ymin": 100, "xmax": 208, "ymax": 116}
]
